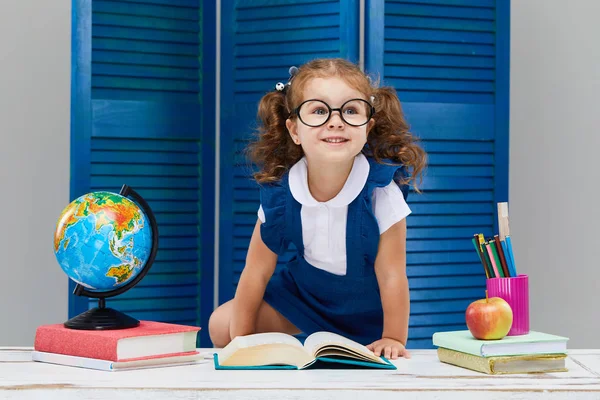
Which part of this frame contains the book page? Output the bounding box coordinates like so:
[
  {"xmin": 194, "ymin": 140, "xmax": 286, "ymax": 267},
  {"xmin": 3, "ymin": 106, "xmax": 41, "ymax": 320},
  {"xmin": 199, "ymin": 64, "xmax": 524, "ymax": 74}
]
[
  {"xmin": 304, "ymin": 332, "xmax": 384, "ymax": 363},
  {"xmin": 218, "ymin": 333, "xmax": 306, "ymax": 366}
]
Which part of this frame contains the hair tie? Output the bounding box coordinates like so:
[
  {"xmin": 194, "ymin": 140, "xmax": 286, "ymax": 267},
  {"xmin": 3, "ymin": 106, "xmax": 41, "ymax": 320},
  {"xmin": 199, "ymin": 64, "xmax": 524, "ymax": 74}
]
[{"xmin": 275, "ymin": 65, "xmax": 299, "ymax": 92}]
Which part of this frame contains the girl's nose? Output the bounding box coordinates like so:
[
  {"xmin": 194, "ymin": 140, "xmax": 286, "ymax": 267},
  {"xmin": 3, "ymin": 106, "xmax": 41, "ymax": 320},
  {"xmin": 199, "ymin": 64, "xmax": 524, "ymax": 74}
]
[{"xmin": 327, "ymin": 112, "xmax": 345, "ymax": 129}]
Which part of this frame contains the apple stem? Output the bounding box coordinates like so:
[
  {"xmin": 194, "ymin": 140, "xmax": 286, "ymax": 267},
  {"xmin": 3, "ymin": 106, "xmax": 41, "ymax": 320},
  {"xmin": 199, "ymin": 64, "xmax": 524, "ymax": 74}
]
[{"xmin": 485, "ymin": 290, "xmax": 489, "ymax": 303}]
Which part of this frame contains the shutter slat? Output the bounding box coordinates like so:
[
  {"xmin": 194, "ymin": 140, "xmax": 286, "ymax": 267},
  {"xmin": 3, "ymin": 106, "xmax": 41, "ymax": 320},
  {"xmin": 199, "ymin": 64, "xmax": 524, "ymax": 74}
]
[
  {"xmin": 94, "ymin": 25, "xmax": 199, "ymax": 44},
  {"xmin": 93, "ymin": 13, "xmax": 199, "ymax": 32},
  {"xmin": 386, "ymin": 2, "xmax": 494, "ymax": 19},
  {"xmin": 237, "ymin": 2, "xmax": 340, "ymax": 20},
  {"xmin": 388, "ymin": 0, "xmax": 494, "ymax": 8},
  {"xmin": 94, "ymin": 1, "xmax": 199, "ymax": 21},
  {"xmin": 237, "ymin": 27, "xmax": 340, "ymax": 44},
  {"xmin": 386, "ymin": 27, "xmax": 493, "ymax": 44}
]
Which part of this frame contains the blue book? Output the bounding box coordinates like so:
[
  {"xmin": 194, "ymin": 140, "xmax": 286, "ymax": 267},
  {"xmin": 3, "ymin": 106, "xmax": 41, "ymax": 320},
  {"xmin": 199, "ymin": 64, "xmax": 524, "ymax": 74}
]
[{"xmin": 213, "ymin": 332, "xmax": 396, "ymax": 370}]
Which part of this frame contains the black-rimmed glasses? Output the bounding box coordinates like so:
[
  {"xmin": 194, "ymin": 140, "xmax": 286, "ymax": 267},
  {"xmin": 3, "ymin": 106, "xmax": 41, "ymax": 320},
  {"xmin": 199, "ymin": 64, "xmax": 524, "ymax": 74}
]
[{"xmin": 291, "ymin": 99, "xmax": 375, "ymax": 127}]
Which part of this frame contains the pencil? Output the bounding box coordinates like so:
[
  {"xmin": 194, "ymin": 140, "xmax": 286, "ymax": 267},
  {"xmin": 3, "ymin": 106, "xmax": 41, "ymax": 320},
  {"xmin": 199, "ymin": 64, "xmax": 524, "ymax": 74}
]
[
  {"xmin": 472, "ymin": 235, "xmax": 490, "ymax": 279},
  {"xmin": 505, "ymin": 236, "xmax": 518, "ymax": 275},
  {"xmin": 485, "ymin": 241, "xmax": 502, "ymax": 278},
  {"xmin": 477, "ymin": 234, "xmax": 495, "ymax": 278},
  {"xmin": 501, "ymin": 239, "xmax": 517, "ymax": 277},
  {"xmin": 494, "ymin": 235, "xmax": 510, "ymax": 277}
]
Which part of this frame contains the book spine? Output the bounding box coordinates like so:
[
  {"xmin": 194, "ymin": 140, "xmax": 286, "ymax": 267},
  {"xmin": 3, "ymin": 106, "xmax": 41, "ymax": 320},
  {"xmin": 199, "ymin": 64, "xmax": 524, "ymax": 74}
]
[{"xmin": 34, "ymin": 328, "xmax": 119, "ymax": 361}]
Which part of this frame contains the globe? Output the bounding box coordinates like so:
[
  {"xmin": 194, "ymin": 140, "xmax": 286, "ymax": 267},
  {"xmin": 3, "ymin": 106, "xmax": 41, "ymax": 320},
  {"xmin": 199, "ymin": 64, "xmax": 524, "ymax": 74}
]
[
  {"xmin": 54, "ymin": 191, "xmax": 152, "ymax": 291},
  {"xmin": 53, "ymin": 185, "xmax": 158, "ymax": 330}
]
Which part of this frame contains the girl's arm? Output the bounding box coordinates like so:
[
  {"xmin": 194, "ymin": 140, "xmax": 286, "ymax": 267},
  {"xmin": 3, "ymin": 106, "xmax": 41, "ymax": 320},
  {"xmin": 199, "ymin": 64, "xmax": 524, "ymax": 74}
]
[
  {"xmin": 229, "ymin": 219, "xmax": 278, "ymax": 339},
  {"xmin": 374, "ymin": 218, "xmax": 410, "ymax": 345}
]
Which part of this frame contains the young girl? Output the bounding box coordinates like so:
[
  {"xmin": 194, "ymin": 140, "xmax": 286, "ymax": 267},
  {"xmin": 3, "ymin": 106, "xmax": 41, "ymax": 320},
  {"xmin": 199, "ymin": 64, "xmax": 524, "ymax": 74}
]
[{"xmin": 209, "ymin": 58, "xmax": 426, "ymax": 360}]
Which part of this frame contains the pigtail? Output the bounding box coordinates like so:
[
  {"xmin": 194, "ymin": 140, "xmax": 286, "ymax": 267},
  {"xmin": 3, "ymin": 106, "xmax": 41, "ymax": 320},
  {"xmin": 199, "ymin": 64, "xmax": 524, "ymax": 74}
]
[
  {"xmin": 366, "ymin": 86, "xmax": 427, "ymax": 192},
  {"xmin": 247, "ymin": 91, "xmax": 303, "ymax": 183}
]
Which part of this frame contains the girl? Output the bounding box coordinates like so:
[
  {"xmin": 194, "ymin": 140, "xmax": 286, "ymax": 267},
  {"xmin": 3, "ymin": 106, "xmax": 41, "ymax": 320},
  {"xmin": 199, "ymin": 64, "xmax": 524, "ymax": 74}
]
[{"xmin": 209, "ymin": 58, "xmax": 426, "ymax": 360}]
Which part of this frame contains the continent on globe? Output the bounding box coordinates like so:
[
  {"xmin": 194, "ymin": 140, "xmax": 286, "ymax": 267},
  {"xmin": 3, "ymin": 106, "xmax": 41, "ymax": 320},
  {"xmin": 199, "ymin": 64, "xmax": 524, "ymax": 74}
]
[{"xmin": 106, "ymin": 264, "xmax": 134, "ymax": 284}]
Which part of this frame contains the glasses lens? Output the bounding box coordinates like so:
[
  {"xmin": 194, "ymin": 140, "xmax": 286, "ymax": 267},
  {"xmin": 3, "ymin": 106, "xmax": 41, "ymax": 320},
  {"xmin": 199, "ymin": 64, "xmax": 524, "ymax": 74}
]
[
  {"xmin": 298, "ymin": 100, "xmax": 330, "ymax": 127},
  {"xmin": 341, "ymin": 99, "xmax": 370, "ymax": 126}
]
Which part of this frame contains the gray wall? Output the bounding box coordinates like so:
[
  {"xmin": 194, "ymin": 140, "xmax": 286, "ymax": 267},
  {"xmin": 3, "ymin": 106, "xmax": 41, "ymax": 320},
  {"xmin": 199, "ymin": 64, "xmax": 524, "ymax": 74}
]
[
  {"xmin": 0, "ymin": 1, "xmax": 70, "ymax": 345},
  {"xmin": 510, "ymin": 0, "xmax": 599, "ymax": 348}
]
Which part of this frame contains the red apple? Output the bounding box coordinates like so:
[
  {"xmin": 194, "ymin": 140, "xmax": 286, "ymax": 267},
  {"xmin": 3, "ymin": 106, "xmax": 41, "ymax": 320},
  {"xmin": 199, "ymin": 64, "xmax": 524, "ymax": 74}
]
[{"xmin": 465, "ymin": 291, "xmax": 513, "ymax": 340}]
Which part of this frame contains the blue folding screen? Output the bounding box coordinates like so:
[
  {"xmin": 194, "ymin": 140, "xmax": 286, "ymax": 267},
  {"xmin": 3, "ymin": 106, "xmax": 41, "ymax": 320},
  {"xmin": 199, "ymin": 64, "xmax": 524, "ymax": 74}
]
[
  {"xmin": 70, "ymin": 0, "xmax": 211, "ymax": 341},
  {"xmin": 218, "ymin": 0, "xmax": 360, "ymax": 304},
  {"xmin": 365, "ymin": 0, "xmax": 509, "ymax": 348}
]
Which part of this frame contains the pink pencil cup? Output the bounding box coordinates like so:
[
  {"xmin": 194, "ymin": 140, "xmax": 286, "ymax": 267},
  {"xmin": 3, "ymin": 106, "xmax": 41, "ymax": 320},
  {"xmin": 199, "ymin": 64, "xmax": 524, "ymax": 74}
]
[{"xmin": 486, "ymin": 274, "xmax": 529, "ymax": 336}]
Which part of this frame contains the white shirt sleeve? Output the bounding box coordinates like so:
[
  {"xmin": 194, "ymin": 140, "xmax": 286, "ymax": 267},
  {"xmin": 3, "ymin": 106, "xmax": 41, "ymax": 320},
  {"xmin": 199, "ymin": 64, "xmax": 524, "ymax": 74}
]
[
  {"xmin": 257, "ymin": 204, "xmax": 266, "ymax": 223},
  {"xmin": 372, "ymin": 182, "xmax": 411, "ymax": 234}
]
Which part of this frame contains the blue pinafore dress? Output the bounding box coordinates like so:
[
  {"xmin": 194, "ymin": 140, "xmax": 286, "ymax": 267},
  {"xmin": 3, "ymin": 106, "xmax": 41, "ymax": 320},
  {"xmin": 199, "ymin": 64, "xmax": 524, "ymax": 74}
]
[{"xmin": 259, "ymin": 156, "xmax": 408, "ymax": 345}]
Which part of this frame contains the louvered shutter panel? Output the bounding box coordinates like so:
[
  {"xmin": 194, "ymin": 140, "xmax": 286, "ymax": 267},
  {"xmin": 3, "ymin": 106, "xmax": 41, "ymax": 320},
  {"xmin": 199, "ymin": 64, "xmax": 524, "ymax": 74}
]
[
  {"xmin": 70, "ymin": 0, "xmax": 204, "ymax": 328},
  {"xmin": 366, "ymin": 0, "xmax": 509, "ymax": 348},
  {"xmin": 219, "ymin": 0, "xmax": 360, "ymax": 302}
]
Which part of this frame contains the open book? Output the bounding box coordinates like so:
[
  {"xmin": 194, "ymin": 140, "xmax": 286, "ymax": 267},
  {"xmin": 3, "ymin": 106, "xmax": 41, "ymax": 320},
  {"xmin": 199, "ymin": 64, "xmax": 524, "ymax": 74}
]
[{"xmin": 213, "ymin": 332, "xmax": 396, "ymax": 370}]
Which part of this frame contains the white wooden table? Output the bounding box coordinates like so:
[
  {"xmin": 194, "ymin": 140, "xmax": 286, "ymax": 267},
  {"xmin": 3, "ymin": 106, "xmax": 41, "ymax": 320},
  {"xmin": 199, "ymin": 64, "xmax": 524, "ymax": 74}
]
[{"xmin": 1, "ymin": 348, "xmax": 600, "ymax": 399}]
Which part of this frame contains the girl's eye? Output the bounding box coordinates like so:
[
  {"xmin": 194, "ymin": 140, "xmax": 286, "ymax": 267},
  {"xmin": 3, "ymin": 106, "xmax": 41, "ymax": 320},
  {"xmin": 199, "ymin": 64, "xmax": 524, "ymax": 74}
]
[
  {"xmin": 313, "ymin": 107, "xmax": 328, "ymax": 115},
  {"xmin": 343, "ymin": 107, "xmax": 358, "ymax": 115}
]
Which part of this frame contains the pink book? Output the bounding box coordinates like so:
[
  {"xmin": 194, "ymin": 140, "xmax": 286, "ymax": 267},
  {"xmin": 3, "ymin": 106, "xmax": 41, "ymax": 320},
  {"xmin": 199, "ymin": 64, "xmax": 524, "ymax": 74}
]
[{"xmin": 34, "ymin": 321, "xmax": 201, "ymax": 362}]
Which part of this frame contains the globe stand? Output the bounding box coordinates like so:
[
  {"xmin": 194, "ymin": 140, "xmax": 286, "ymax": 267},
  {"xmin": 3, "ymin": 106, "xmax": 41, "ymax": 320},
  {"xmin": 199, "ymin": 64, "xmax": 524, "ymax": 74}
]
[
  {"xmin": 64, "ymin": 298, "xmax": 140, "ymax": 330},
  {"xmin": 63, "ymin": 185, "xmax": 159, "ymax": 330}
]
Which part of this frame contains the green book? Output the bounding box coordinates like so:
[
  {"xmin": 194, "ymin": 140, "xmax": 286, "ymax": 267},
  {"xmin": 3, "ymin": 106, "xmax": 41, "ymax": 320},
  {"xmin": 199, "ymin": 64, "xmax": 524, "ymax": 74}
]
[{"xmin": 432, "ymin": 330, "xmax": 569, "ymax": 357}]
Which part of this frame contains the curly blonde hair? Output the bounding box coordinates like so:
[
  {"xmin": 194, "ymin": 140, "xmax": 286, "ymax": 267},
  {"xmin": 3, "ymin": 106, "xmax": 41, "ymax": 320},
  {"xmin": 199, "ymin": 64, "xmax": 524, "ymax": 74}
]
[{"xmin": 246, "ymin": 58, "xmax": 427, "ymax": 190}]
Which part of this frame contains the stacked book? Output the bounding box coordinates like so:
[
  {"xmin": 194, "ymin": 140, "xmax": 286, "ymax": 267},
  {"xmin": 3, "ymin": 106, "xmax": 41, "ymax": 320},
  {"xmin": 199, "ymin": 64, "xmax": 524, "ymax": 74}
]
[
  {"xmin": 33, "ymin": 321, "xmax": 204, "ymax": 371},
  {"xmin": 432, "ymin": 330, "xmax": 569, "ymax": 375}
]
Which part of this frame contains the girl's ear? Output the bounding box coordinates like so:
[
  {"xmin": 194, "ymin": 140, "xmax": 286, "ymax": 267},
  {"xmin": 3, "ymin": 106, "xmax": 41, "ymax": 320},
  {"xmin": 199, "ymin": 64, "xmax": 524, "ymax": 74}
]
[
  {"xmin": 366, "ymin": 118, "xmax": 375, "ymax": 136},
  {"xmin": 286, "ymin": 119, "xmax": 300, "ymax": 144}
]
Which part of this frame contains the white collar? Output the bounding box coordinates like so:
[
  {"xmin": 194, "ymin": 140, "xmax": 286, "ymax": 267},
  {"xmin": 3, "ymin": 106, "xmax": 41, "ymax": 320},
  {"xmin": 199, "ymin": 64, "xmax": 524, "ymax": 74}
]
[{"xmin": 289, "ymin": 153, "xmax": 370, "ymax": 207}]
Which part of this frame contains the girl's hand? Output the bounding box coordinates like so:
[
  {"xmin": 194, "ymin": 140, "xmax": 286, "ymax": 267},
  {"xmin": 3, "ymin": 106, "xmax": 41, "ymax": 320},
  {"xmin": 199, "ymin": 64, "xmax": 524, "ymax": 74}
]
[{"xmin": 367, "ymin": 337, "xmax": 411, "ymax": 360}]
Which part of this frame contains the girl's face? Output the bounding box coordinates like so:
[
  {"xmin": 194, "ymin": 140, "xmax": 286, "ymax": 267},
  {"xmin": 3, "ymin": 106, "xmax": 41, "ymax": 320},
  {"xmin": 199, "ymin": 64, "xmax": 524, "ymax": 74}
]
[{"xmin": 286, "ymin": 76, "xmax": 374, "ymax": 165}]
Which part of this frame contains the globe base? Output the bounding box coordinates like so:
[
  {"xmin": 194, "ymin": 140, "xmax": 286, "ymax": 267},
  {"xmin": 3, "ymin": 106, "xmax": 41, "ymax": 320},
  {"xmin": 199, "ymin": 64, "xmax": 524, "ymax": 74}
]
[{"xmin": 64, "ymin": 307, "xmax": 140, "ymax": 330}]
